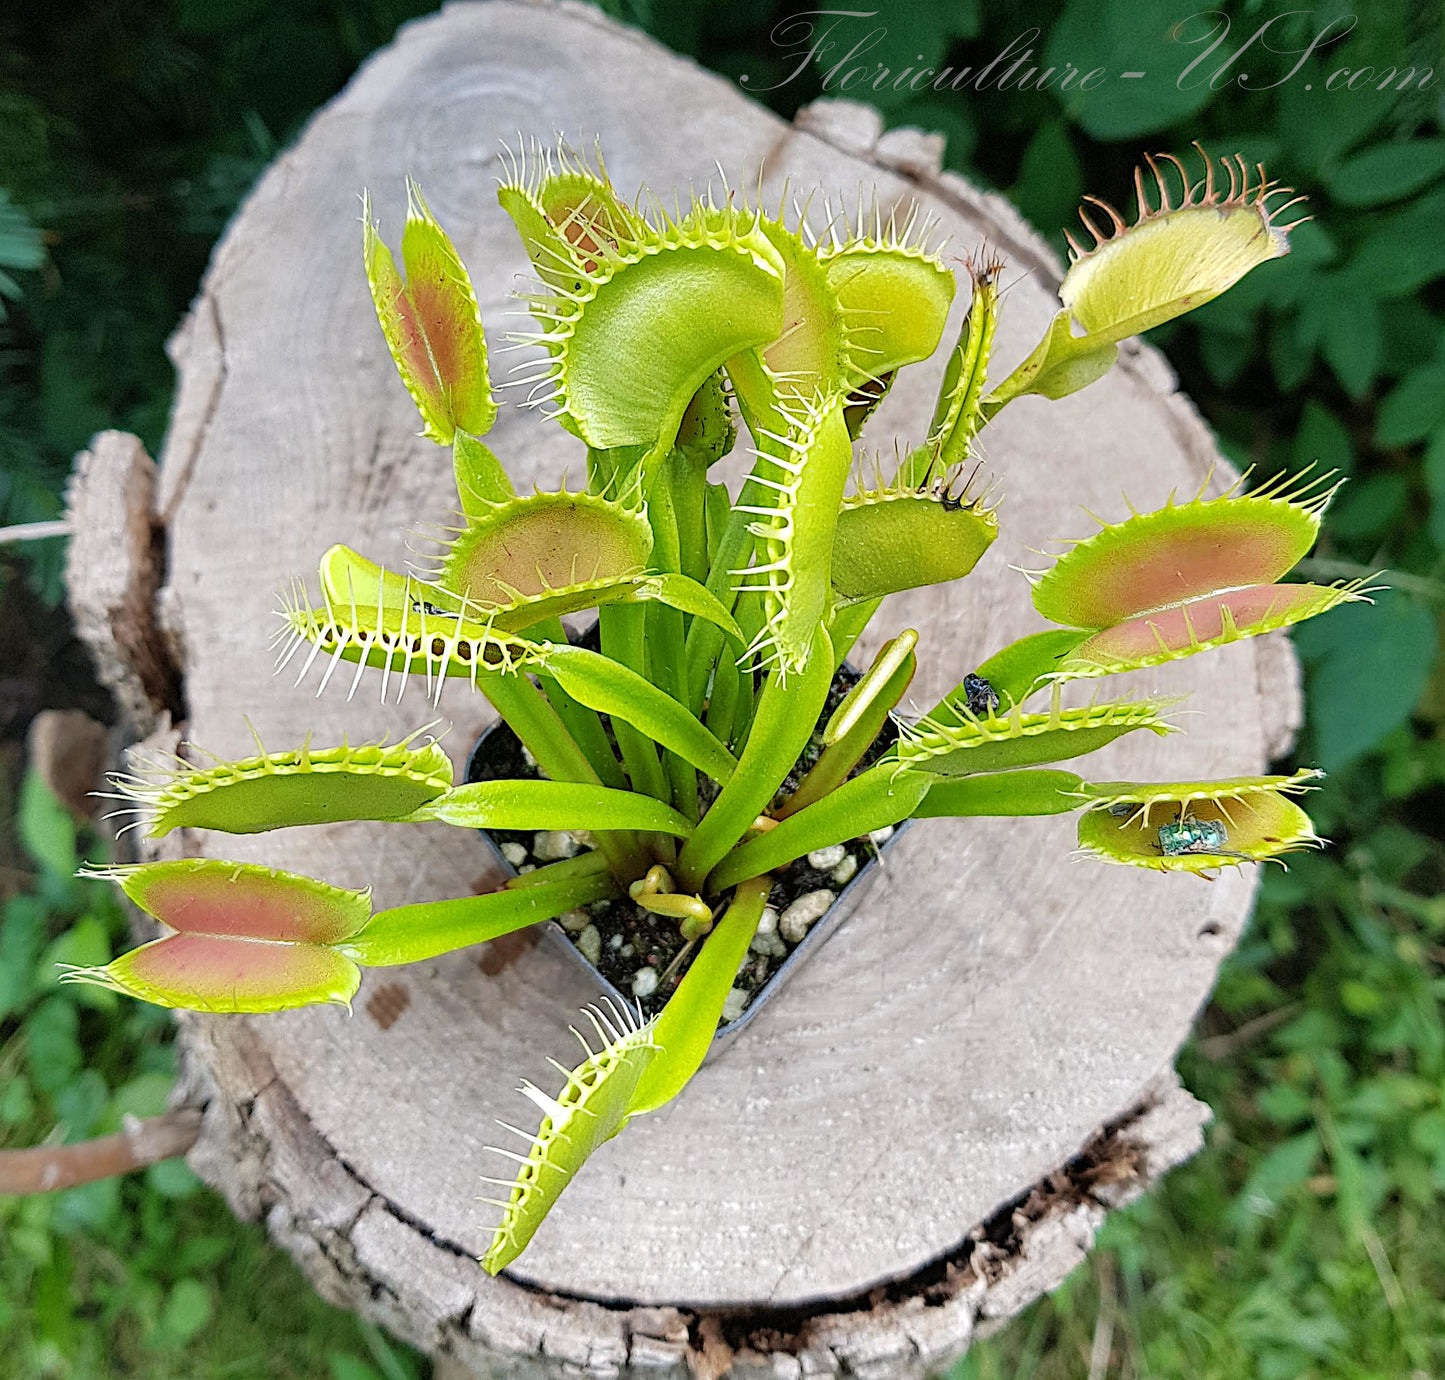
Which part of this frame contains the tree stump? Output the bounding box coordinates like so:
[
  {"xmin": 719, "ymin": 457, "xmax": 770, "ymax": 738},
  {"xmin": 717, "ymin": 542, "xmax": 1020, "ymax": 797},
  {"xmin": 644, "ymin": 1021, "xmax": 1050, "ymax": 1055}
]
[{"xmin": 65, "ymin": 3, "xmax": 1302, "ymax": 1375}]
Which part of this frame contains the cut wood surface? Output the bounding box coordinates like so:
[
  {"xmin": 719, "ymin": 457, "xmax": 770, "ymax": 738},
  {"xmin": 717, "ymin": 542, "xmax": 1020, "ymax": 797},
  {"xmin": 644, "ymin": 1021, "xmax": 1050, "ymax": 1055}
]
[{"xmin": 65, "ymin": 2, "xmax": 1303, "ymax": 1374}]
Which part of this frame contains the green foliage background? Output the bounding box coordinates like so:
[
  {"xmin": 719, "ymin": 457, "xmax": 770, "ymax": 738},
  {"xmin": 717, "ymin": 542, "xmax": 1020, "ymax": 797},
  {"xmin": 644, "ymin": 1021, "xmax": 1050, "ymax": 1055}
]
[{"xmin": 2, "ymin": 1, "xmax": 1444, "ymax": 1375}]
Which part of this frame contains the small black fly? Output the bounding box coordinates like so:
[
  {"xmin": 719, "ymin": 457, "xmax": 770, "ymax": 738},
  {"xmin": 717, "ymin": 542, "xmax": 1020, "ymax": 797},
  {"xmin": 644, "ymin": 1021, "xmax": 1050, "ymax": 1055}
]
[
  {"xmin": 962, "ymin": 672, "xmax": 999, "ymax": 718},
  {"xmin": 412, "ymin": 599, "xmax": 460, "ymax": 618}
]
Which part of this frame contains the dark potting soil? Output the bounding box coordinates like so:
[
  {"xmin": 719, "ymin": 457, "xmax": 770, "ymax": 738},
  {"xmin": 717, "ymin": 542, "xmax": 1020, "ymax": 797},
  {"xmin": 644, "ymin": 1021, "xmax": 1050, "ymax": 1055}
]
[{"xmin": 464, "ymin": 636, "xmax": 900, "ymax": 1026}]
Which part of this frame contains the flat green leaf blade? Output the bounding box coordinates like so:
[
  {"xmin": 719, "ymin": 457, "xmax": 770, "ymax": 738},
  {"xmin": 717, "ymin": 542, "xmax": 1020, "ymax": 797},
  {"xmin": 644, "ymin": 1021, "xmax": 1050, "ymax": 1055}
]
[
  {"xmin": 503, "ymin": 852, "xmax": 612, "ymax": 890},
  {"xmin": 967, "ymin": 629, "xmax": 1089, "ymax": 708},
  {"xmin": 913, "ymin": 770, "xmax": 1084, "ymax": 818},
  {"xmin": 709, "ymin": 764, "xmax": 930, "ymax": 892},
  {"xmin": 625, "ymin": 572, "xmax": 743, "ymax": 644},
  {"xmin": 676, "ymin": 625, "xmax": 834, "ymax": 891},
  {"xmin": 627, "ymin": 876, "xmax": 770, "ymax": 1116},
  {"xmin": 344, "ymin": 873, "xmax": 616, "ymax": 967},
  {"xmin": 540, "ymin": 644, "xmax": 736, "ymax": 783},
  {"xmin": 454, "ymin": 432, "xmax": 515, "ymax": 515},
  {"xmin": 986, "ymin": 311, "xmax": 1118, "ymax": 411},
  {"xmin": 420, "ymin": 779, "xmax": 694, "ymax": 837}
]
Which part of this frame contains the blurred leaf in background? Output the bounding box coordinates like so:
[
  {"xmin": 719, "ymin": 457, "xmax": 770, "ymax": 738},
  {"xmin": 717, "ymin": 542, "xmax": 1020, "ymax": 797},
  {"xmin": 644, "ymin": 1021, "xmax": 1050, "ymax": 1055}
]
[
  {"xmin": 0, "ymin": 191, "xmax": 45, "ymax": 324},
  {"xmin": 0, "ymin": 0, "xmax": 442, "ymax": 600}
]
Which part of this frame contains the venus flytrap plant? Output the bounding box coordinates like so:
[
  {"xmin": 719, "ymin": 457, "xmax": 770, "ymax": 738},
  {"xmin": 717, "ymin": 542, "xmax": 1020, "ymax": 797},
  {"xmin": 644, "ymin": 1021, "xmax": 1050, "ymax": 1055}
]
[
  {"xmin": 1024, "ymin": 467, "xmax": 1369, "ymax": 682},
  {"xmin": 74, "ymin": 140, "xmax": 1366, "ymax": 1274},
  {"xmin": 478, "ymin": 996, "xmax": 660, "ymax": 1273},
  {"xmin": 985, "ymin": 146, "xmax": 1306, "ymax": 413},
  {"xmin": 1073, "ymin": 771, "xmax": 1326, "ymax": 873},
  {"xmin": 60, "ymin": 857, "xmax": 617, "ymax": 1011},
  {"xmin": 104, "ymin": 725, "xmax": 454, "ymax": 836}
]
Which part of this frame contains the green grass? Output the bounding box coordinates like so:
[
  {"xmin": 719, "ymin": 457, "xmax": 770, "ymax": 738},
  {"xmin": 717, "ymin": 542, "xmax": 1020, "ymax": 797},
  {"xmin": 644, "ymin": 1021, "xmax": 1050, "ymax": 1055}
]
[
  {"xmin": 2, "ymin": 1181, "xmax": 421, "ymax": 1380},
  {"xmin": 2, "ymin": 0, "xmax": 1443, "ymax": 1374}
]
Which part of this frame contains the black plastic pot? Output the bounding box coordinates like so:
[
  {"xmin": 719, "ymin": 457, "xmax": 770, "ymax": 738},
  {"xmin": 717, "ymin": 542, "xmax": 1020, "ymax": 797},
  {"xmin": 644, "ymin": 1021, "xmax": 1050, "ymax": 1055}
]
[{"xmin": 463, "ymin": 650, "xmax": 908, "ymax": 1053}]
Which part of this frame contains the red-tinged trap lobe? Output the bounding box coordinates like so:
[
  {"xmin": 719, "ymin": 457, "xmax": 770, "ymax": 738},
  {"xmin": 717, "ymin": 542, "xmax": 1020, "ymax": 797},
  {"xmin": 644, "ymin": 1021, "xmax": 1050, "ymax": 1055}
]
[
  {"xmin": 1033, "ymin": 497, "xmax": 1324, "ymax": 629},
  {"xmin": 442, "ymin": 494, "xmax": 649, "ymax": 605},
  {"xmin": 1067, "ymin": 582, "xmax": 1356, "ymax": 670},
  {"xmin": 116, "ymin": 934, "xmax": 360, "ymax": 1012},
  {"xmin": 126, "ymin": 862, "xmax": 370, "ymax": 944},
  {"xmin": 392, "ymin": 290, "xmax": 442, "ymax": 407},
  {"xmin": 400, "ymin": 218, "xmax": 492, "ymax": 437},
  {"xmin": 541, "ymin": 187, "xmax": 626, "ymax": 273}
]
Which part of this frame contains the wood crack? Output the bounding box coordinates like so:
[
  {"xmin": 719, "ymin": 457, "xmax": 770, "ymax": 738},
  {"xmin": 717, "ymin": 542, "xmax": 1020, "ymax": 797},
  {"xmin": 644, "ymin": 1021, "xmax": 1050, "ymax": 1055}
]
[
  {"xmin": 336, "ymin": 1157, "xmax": 478, "ymax": 1265},
  {"xmin": 64, "ymin": 431, "xmax": 187, "ymax": 731},
  {"xmin": 160, "ymin": 288, "xmax": 228, "ymax": 528}
]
